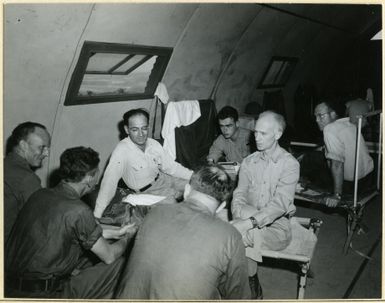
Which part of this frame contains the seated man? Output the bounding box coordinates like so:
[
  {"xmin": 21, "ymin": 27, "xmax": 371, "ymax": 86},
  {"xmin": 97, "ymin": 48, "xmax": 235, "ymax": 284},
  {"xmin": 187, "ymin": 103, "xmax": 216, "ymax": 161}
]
[
  {"xmin": 5, "ymin": 147, "xmax": 137, "ymax": 299},
  {"xmin": 4, "ymin": 121, "xmax": 51, "ymax": 244},
  {"xmin": 207, "ymin": 106, "xmax": 251, "ymax": 164},
  {"xmin": 93, "ymin": 108, "xmax": 193, "ymax": 219},
  {"xmin": 115, "ymin": 165, "xmax": 251, "ymax": 300},
  {"xmin": 231, "ymin": 111, "xmax": 299, "ymax": 298},
  {"xmin": 312, "ymin": 101, "xmax": 373, "ymax": 207}
]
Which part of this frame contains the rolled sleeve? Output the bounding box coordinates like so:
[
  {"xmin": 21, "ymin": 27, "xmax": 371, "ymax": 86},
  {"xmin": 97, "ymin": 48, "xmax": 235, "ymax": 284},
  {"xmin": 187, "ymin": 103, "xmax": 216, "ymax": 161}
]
[
  {"xmin": 232, "ymin": 160, "xmax": 259, "ymax": 219},
  {"xmin": 324, "ymin": 127, "xmax": 345, "ymax": 163},
  {"xmin": 207, "ymin": 136, "xmax": 224, "ymax": 162},
  {"xmin": 160, "ymin": 147, "xmax": 193, "ymax": 180},
  {"xmin": 74, "ymin": 208, "xmax": 103, "ymax": 250},
  {"xmin": 94, "ymin": 148, "xmax": 125, "ymax": 218}
]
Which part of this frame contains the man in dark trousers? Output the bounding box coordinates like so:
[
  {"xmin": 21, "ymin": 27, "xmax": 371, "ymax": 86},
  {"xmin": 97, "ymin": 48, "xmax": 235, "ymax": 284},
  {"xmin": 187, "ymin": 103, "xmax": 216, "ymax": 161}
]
[
  {"xmin": 115, "ymin": 165, "xmax": 251, "ymax": 300},
  {"xmin": 4, "ymin": 121, "xmax": 51, "ymax": 243},
  {"xmin": 5, "ymin": 147, "xmax": 137, "ymax": 299}
]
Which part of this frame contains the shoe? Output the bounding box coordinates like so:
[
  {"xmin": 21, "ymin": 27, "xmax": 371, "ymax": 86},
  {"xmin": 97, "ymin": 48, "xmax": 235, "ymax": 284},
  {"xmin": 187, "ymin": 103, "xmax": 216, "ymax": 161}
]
[{"xmin": 249, "ymin": 273, "xmax": 263, "ymax": 299}]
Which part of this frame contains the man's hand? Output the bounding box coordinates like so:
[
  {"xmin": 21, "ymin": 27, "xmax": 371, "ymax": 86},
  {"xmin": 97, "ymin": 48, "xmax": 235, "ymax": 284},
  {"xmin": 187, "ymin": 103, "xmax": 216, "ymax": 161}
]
[
  {"xmin": 230, "ymin": 218, "xmax": 254, "ymax": 246},
  {"xmin": 102, "ymin": 222, "xmax": 138, "ymax": 240},
  {"xmin": 324, "ymin": 194, "xmax": 341, "ymax": 208}
]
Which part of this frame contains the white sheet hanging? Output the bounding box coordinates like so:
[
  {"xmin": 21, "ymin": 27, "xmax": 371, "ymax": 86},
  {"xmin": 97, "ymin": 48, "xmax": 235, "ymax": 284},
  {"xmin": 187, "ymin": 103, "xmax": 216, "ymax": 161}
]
[{"xmin": 161, "ymin": 100, "xmax": 201, "ymax": 159}]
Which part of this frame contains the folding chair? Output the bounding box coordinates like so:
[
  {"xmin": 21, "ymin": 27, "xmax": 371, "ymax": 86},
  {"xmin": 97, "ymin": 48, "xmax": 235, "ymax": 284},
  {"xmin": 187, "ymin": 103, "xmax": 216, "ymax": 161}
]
[{"xmin": 261, "ymin": 217, "xmax": 322, "ymax": 299}]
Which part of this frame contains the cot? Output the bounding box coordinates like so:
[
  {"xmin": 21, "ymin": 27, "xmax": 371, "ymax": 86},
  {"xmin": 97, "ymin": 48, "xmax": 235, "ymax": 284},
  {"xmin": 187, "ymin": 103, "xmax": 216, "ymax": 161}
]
[{"xmin": 294, "ymin": 110, "xmax": 382, "ymax": 254}]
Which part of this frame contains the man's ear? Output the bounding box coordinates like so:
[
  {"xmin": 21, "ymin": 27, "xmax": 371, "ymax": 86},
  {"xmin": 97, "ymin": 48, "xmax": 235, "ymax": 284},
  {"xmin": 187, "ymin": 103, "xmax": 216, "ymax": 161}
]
[
  {"xmin": 274, "ymin": 129, "xmax": 283, "ymax": 141},
  {"xmin": 124, "ymin": 125, "xmax": 129, "ymax": 135},
  {"xmin": 330, "ymin": 111, "xmax": 338, "ymax": 120},
  {"xmin": 183, "ymin": 183, "xmax": 192, "ymax": 200},
  {"xmin": 235, "ymin": 120, "xmax": 240, "ymax": 128},
  {"xmin": 18, "ymin": 140, "xmax": 29, "ymax": 153}
]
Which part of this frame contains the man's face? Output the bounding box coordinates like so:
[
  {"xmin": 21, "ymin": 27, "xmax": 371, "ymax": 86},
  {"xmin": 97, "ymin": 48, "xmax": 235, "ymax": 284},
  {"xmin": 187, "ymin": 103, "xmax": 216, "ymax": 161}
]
[
  {"xmin": 254, "ymin": 115, "xmax": 280, "ymax": 152},
  {"xmin": 22, "ymin": 127, "xmax": 51, "ymax": 168},
  {"xmin": 219, "ymin": 118, "xmax": 238, "ymax": 139},
  {"xmin": 314, "ymin": 103, "xmax": 335, "ymax": 131},
  {"xmin": 125, "ymin": 114, "xmax": 149, "ymax": 148},
  {"xmin": 85, "ymin": 167, "xmax": 100, "ymax": 194}
]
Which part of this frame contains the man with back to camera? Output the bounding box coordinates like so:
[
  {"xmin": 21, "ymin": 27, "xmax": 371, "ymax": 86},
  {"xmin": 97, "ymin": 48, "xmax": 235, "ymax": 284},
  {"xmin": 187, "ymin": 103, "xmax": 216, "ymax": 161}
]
[
  {"xmin": 93, "ymin": 108, "xmax": 193, "ymax": 219},
  {"xmin": 115, "ymin": 165, "xmax": 251, "ymax": 300},
  {"xmin": 5, "ymin": 146, "xmax": 137, "ymax": 299},
  {"xmin": 4, "ymin": 121, "xmax": 51, "ymax": 244},
  {"xmin": 312, "ymin": 101, "xmax": 373, "ymax": 207},
  {"xmin": 207, "ymin": 106, "xmax": 251, "ymax": 164},
  {"xmin": 230, "ymin": 111, "xmax": 300, "ymax": 299}
]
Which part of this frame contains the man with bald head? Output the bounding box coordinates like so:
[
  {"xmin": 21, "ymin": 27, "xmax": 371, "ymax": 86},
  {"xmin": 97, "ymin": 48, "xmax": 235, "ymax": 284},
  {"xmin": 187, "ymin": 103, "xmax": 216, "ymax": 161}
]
[
  {"xmin": 230, "ymin": 111, "xmax": 299, "ymax": 299},
  {"xmin": 4, "ymin": 122, "xmax": 51, "ymax": 243},
  {"xmin": 312, "ymin": 101, "xmax": 373, "ymax": 207}
]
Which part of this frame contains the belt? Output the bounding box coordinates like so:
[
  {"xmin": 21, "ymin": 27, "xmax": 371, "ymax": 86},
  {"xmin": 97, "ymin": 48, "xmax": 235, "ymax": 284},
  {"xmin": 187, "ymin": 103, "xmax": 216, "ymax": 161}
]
[
  {"xmin": 8, "ymin": 276, "xmax": 64, "ymax": 293},
  {"xmin": 131, "ymin": 174, "xmax": 160, "ymax": 193}
]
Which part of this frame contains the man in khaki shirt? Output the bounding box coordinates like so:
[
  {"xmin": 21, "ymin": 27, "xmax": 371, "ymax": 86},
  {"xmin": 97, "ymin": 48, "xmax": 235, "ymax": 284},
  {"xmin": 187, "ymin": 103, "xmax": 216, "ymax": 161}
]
[{"xmin": 207, "ymin": 106, "xmax": 251, "ymax": 164}]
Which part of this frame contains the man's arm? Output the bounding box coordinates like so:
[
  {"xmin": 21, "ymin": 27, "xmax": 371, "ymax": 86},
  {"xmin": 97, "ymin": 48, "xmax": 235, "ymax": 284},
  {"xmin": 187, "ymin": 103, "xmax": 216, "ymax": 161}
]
[
  {"xmin": 207, "ymin": 136, "xmax": 225, "ymax": 163},
  {"xmin": 94, "ymin": 150, "xmax": 125, "ymax": 218},
  {"xmin": 323, "ymin": 125, "xmax": 345, "ymax": 207},
  {"xmin": 90, "ymin": 234, "xmax": 132, "ymax": 264},
  {"xmin": 326, "ymin": 159, "xmax": 344, "ymax": 207},
  {"xmin": 159, "ymin": 145, "xmax": 193, "ymax": 180},
  {"xmin": 231, "ymin": 162, "xmax": 260, "ymax": 219}
]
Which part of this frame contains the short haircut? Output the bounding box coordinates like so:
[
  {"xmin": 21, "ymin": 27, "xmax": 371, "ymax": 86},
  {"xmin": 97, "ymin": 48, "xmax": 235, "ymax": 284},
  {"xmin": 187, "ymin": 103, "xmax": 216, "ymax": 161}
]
[
  {"xmin": 259, "ymin": 110, "xmax": 286, "ymax": 132},
  {"xmin": 8, "ymin": 121, "xmax": 47, "ymax": 152},
  {"xmin": 189, "ymin": 165, "xmax": 234, "ymax": 203},
  {"xmin": 217, "ymin": 106, "xmax": 238, "ymax": 122},
  {"xmin": 59, "ymin": 147, "xmax": 100, "ymax": 183},
  {"xmin": 123, "ymin": 108, "xmax": 150, "ymax": 126}
]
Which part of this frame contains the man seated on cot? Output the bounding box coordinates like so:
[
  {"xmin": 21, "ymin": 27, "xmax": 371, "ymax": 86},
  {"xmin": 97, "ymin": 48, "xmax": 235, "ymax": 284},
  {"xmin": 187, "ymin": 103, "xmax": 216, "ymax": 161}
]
[
  {"xmin": 301, "ymin": 101, "xmax": 373, "ymax": 207},
  {"xmin": 5, "ymin": 147, "xmax": 138, "ymax": 299},
  {"xmin": 207, "ymin": 106, "xmax": 251, "ymax": 165},
  {"xmin": 4, "ymin": 121, "xmax": 51, "ymax": 244},
  {"xmin": 115, "ymin": 165, "xmax": 251, "ymax": 300},
  {"xmin": 231, "ymin": 111, "xmax": 300, "ymax": 299},
  {"xmin": 93, "ymin": 108, "xmax": 193, "ymax": 219}
]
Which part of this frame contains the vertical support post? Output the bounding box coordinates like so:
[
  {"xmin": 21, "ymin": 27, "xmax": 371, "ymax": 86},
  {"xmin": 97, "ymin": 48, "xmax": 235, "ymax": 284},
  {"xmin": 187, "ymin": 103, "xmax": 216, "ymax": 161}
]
[
  {"xmin": 377, "ymin": 113, "xmax": 382, "ymax": 190},
  {"xmin": 353, "ymin": 117, "xmax": 362, "ymax": 208},
  {"xmin": 298, "ymin": 264, "xmax": 308, "ymax": 299}
]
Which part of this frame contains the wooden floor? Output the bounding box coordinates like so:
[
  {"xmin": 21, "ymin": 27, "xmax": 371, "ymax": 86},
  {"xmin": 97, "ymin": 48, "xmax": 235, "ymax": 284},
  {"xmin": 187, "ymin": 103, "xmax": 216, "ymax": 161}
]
[{"xmin": 258, "ymin": 195, "xmax": 382, "ymax": 299}]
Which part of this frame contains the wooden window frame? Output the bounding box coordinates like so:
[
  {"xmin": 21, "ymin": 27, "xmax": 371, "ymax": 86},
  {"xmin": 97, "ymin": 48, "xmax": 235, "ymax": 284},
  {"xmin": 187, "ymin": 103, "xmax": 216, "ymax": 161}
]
[
  {"xmin": 258, "ymin": 56, "xmax": 298, "ymax": 89},
  {"xmin": 64, "ymin": 41, "xmax": 172, "ymax": 106}
]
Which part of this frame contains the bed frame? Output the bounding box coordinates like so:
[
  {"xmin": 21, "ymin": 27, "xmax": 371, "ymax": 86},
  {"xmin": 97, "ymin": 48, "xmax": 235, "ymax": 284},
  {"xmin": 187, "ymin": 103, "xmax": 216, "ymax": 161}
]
[{"xmin": 293, "ymin": 110, "xmax": 382, "ymax": 254}]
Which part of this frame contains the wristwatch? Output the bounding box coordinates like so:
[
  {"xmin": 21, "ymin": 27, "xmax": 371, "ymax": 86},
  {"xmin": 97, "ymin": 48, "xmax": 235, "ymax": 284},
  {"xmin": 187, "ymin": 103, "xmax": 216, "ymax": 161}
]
[{"xmin": 249, "ymin": 216, "xmax": 258, "ymax": 228}]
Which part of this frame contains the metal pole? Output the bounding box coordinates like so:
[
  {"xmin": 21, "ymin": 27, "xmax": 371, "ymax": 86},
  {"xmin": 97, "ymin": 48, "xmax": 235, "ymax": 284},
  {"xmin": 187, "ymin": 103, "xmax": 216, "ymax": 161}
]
[
  {"xmin": 377, "ymin": 113, "xmax": 382, "ymax": 190},
  {"xmin": 353, "ymin": 117, "xmax": 362, "ymax": 208}
]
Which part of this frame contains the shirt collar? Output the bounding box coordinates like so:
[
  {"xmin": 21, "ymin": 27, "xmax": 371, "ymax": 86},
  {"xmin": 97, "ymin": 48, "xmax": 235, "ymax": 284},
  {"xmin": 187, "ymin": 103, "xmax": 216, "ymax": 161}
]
[
  {"xmin": 54, "ymin": 181, "xmax": 82, "ymax": 200},
  {"xmin": 6, "ymin": 152, "xmax": 32, "ymax": 170},
  {"xmin": 256, "ymin": 144, "xmax": 283, "ymax": 163},
  {"xmin": 183, "ymin": 197, "xmax": 214, "ymax": 217}
]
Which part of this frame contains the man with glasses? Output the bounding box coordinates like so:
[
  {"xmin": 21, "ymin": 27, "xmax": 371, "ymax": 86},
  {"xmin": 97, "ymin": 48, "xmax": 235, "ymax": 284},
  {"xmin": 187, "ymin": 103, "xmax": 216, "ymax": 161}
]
[
  {"xmin": 94, "ymin": 108, "xmax": 193, "ymax": 219},
  {"xmin": 308, "ymin": 102, "xmax": 373, "ymax": 207},
  {"xmin": 4, "ymin": 122, "xmax": 51, "ymax": 244}
]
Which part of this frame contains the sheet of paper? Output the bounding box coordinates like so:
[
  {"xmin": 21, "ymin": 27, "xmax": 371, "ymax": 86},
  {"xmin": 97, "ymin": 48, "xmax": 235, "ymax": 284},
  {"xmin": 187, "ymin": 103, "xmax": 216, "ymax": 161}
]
[{"xmin": 122, "ymin": 194, "xmax": 166, "ymax": 206}]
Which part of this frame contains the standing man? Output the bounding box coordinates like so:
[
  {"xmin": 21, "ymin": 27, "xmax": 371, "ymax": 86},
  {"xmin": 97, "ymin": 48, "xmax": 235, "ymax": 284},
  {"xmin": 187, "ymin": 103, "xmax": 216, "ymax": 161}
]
[
  {"xmin": 94, "ymin": 108, "xmax": 193, "ymax": 219},
  {"xmin": 5, "ymin": 147, "xmax": 137, "ymax": 299},
  {"xmin": 115, "ymin": 165, "xmax": 251, "ymax": 300},
  {"xmin": 4, "ymin": 122, "xmax": 51, "ymax": 243},
  {"xmin": 313, "ymin": 101, "xmax": 373, "ymax": 207},
  {"xmin": 207, "ymin": 106, "xmax": 251, "ymax": 164},
  {"xmin": 231, "ymin": 111, "xmax": 299, "ymax": 298}
]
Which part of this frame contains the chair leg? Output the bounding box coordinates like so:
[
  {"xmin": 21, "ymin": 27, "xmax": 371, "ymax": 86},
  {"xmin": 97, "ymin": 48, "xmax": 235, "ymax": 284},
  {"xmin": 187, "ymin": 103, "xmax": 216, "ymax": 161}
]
[
  {"xmin": 298, "ymin": 263, "xmax": 309, "ymax": 299},
  {"xmin": 343, "ymin": 206, "xmax": 364, "ymax": 254}
]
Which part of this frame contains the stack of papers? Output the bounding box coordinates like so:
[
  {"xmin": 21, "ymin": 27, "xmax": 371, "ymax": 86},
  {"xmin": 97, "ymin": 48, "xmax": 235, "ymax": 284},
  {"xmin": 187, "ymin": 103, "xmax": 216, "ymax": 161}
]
[{"xmin": 122, "ymin": 194, "xmax": 166, "ymax": 206}]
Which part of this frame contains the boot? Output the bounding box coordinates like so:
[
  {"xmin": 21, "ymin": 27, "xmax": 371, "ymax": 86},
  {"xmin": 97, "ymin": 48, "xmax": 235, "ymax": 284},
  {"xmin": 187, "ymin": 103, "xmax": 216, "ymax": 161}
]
[{"xmin": 248, "ymin": 273, "xmax": 263, "ymax": 299}]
